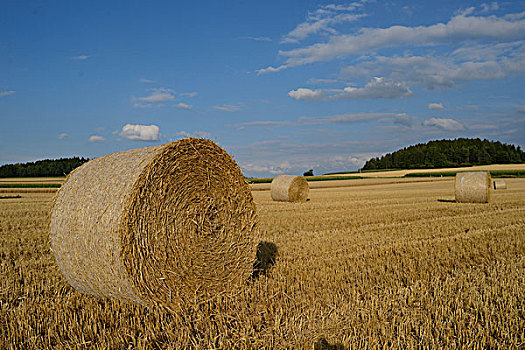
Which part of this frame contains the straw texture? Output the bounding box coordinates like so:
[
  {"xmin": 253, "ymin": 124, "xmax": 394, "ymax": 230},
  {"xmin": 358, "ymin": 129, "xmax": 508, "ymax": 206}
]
[
  {"xmin": 455, "ymin": 172, "xmax": 491, "ymax": 203},
  {"xmin": 271, "ymin": 175, "xmax": 309, "ymax": 202},
  {"xmin": 493, "ymin": 179, "xmax": 507, "ymax": 190},
  {"xmin": 50, "ymin": 138, "xmax": 257, "ymax": 310}
]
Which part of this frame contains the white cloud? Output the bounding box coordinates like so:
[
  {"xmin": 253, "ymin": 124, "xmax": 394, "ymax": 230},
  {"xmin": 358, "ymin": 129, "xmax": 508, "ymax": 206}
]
[
  {"xmin": 88, "ymin": 135, "xmax": 105, "ymax": 142},
  {"xmin": 57, "ymin": 133, "xmax": 68, "ymax": 140},
  {"xmin": 194, "ymin": 131, "xmax": 211, "ymax": 138},
  {"xmin": 423, "ymin": 118, "xmax": 465, "ymax": 131},
  {"xmin": 281, "ymin": 3, "xmax": 366, "ymax": 44},
  {"xmin": 518, "ymin": 106, "xmax": 525, "ymax": 113},
  {"xmin": 137, "ymin": 88, "xmax": 175, "ymax": 102},
  {"xmin": 0, "ymin": 90, "xmax": 15, "ymax": 96},
  {"xmin": 306, "ymin": 78, "xmax": 339, "ymax": 85},
  {"xmin": 238, "ymin": 36, "xmax": 272, "ymax": 42},
  {"xmin": 213, "ymin": 104, "xmax": 241, "ymax": 112},
  {"xmin": 180, "ymin": 92, "xmax": 197, "ymax": 98},
  {"xmin": 174, "ymin": 102, "xmax": 192, "ymax": 110},
  {"xmin": 341, "ymin": 42, "xmax": 525, "ymax": 90},
  {"xmin": 120, "ymin": 124, "xmax": 160, "ymax": 141},
  {"xmin": 235, "ymin": 120, "xmax": 294, "ymax": 128},
  {"xmin": 260, "ymin": 10, "xmax": 525, "ymax": 72},
  {"xmin": 133, "ymin": 102, "xmax": 154, "ymax": 108},
  {"xmin": 71, "ymin": 55, "xmax": 90, "ymax": 60},
  {"xmin": 428, "ymin": 102, "xmax": 444, "ymax": 110},
  {"xmin": 288, "ymin": 88, "xmax": 325, "ymax": 100},
  {"xmin": 289, "ymin": 77, "xmax": 413, "ymax": 101},
  {"xmin": 139, "ymin": 78, "xmax": 156, "ymax": 83},
  {"xmin": 235, "ymin": 112, "xmax": 412, "ymax": 128},
  {"xmin": 300, "ymin": 112, "xmax": 413, "ymax": 126},
  {"xmin": 480, "ymin": 2, "xmax": 499, "ymax": 13},
  {"xmin": 176, "ymin": 130, "xmax": 211, "ymax": 138}
]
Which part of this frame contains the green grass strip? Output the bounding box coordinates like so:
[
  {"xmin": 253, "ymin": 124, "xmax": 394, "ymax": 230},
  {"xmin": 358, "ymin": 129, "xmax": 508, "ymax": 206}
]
[
  {"xmin": 0, "ymin": 184, "xmax": 62, "ymax": 188},
  {"xmin": 404, "ymin": 170, "xmax": 525, "ymax": 178}
]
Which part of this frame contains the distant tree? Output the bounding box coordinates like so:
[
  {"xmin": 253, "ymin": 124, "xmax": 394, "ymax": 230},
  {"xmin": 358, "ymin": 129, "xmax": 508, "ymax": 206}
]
[
  {"xmin": 0, "ymin": 157, "xmax": 89, "ymax": 177},
  {"xmin": 303, "ymin": 169, "xmax": 314, "ymax": 177},
  {"xmin": 361, "ymin": 138, "xmax": 525, "ymax": 170}
]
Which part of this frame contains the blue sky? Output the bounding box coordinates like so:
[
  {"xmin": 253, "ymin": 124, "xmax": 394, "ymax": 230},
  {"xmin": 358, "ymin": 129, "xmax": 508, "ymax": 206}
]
[{"xmin": 1, "ymin": 0, "xmax": 524, "ymax": 177}]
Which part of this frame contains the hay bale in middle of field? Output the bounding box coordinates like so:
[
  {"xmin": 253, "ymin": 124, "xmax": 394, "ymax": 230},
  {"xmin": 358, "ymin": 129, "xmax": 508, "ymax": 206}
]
[
  {"xmin": 455, "ymin": 171, "xmax": 491, "ymax": 203},
  {"xmin": 271, "ymin": 175, "xmax": 309, "ymax": 202},
  {"xmin": 493, "ymin": 179, "xmax": 507, "ymax": 190}
]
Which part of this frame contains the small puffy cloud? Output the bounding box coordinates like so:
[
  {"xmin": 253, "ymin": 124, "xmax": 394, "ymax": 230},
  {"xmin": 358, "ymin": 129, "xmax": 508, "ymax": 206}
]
[
  {"xmin": 133, "ymin": 102, "xmax": 154, "ymax": 108},
  {"xmin": 173, "ymin": 102, "xmax": 191, "ymax": 109},
  {"xmin": 0, "ymin": 90, "xmax": 15, "ymax": 96},
  {"xmin": 137, "ymin": 88, "xmax": 175, "ymax": 102},
  {"xmin": 71, "ymin": 55, "xmax": 90, "ymax": 60},
  {"xmin": 288, "ymin": 88, "xmax": 325, "ymax": 101},
  {"xmin": 88, "ymin": 135, "xmax": 105, "ymax": 142},
  {"xmin": 256, "ymin": 65, "xmax": 288, "ymax": 75},
  {"xmin": 57, "ymin": 133, "xmax": 68, "ymax": 140},
  {"xmin": 174, "ymin": 102, "xmax": 192, "ymax": 110},
  {"xmin": 120, "ymin": 124, "xmax": 160, "ymax": 141},
  {"xmin": 180, "ymin": 92, "xmax": 197, "ymax": 98},
  {"xmin": 213, "ymin": 104, "xmax": 241, "ymax": 112},
  {"xmin": 288, "ymin": 77, "xmax": 413, "ymax": 101},
  {"xmin": 139, "ymin": 78, "xmax": 156, "ymax": 83},
  {"xmin": 423, "ymin": 118, "xmax": 465, "ymax": 131},
  {"xmin": 428, "ymin": 102, "xmax": 444, "ymax": 109}
]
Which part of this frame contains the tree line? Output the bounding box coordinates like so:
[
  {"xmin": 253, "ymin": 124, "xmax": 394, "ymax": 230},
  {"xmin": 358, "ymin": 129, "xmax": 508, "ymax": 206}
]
[
  {"xmin": 0, "ymin": 157, "xmax": 89, "ymax": 177},
  {"xmin": 362, "ymin": 138, "xmax": 525, "ymax": 170}
]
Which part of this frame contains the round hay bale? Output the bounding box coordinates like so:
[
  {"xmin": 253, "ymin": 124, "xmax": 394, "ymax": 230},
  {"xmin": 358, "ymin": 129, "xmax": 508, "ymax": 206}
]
[
  {"xmin": 50, "ymin": 138, "xmax": 258, "ymax": 310},
  {"xmin": 455, "ymin": 171, "xmax": 491, "ymax": 203},
  {"xmin": 270, "ymin": 175, "xmax": 309, "ymax": 202},
  {"xmin": 493, "ymin": 179, "xmax": 507, "ymax": 190}
]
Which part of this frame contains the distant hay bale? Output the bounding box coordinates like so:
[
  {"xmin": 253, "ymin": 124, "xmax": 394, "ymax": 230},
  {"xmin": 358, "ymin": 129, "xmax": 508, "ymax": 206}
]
[
  {"xmin": 455, "ymin": 172, "xmax": 491, "ymax": 203},
  {"xmin": 493, "ymin": 179, "xmax": 507, "ymax": 190},
  {"xmin": 49, "ymin": 138, "xmax": 258, "ymax": 311},
  {"xmin": 271, "ymin": 175, "xmax": 309, "ymax": 202}
]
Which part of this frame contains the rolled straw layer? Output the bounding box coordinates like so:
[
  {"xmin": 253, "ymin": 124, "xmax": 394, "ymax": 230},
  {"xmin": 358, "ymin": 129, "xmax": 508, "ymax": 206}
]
[
  {"xmin": 50, "ymin": 138, "xmax": 257, "ymax": 309},
  {"xmin": 455, "ymin": 171, "xmax": 491, "ymax": 203},
  {"xmin": 271, "ymin": 175, "xmax": 309, "ymax": 202}
]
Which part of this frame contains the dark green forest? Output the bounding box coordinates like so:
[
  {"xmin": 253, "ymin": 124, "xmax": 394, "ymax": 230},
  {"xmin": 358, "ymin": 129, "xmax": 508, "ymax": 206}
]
[
  {"xmin": 362, "ymin": 138, "xmax": 525, "ymax": 170},
  {"xmin": 0, "ymin": 157, "xmax": 89, "ymax": 177}
]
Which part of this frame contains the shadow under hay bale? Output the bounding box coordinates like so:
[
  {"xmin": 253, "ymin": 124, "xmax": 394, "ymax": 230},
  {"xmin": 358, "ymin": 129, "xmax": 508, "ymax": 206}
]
[
  {"xmin": 493, "ymin": 179, "xmax": 507, "ymax": 190},
  {"xmin": 250, "ymin": 241, "xmax": 278, "ymax": 279},
  {"xmin": 455, "ymin": 172, "xmax": 491, "ymax": 203},
  {"xmin": 314, "ymin": 337, "xmax": 347, "ymax": 350},
  {"xmin": 0, "ymin": 195, "xmax": 22, "ymax": 199},
  {"xmin": 437, "ymin": 199, "xmax": 456, "ymax": 203},
  {"xmin": 49, "ymin": 138, "xmax": 258, "ymax": 311},
  {"xmin": 271, "ymin": 175, "xmax": 309, "ymax": 202}
]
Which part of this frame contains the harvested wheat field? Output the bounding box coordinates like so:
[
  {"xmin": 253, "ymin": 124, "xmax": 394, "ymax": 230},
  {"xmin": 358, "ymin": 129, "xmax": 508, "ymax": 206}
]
[{"xmin": 1, "ymin": 178, "xmax": 524, "ymax": 349}]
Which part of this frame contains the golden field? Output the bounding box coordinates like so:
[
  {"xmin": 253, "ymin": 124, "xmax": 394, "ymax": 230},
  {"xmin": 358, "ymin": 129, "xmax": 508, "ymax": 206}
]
[{"xmin": 1, "ymin": 178, "xmax": 524, "ymax": 349}]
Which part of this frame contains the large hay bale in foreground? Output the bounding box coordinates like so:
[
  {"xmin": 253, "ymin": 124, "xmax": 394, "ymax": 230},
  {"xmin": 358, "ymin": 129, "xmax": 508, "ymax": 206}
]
[
  {"xmin": 271, "ymin": 175, "xmax": 309, "ymax": 202},
  {"xmin": 50, "ymin": 138, "xmax": 257, "ymax": 310},
  {"xmin": 455, "ymin": 172, "xmax": 491, "ymax": 203},
  {"xmin": 493, "ymin": 179, "xmax": 507, "ymax": 190}
]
